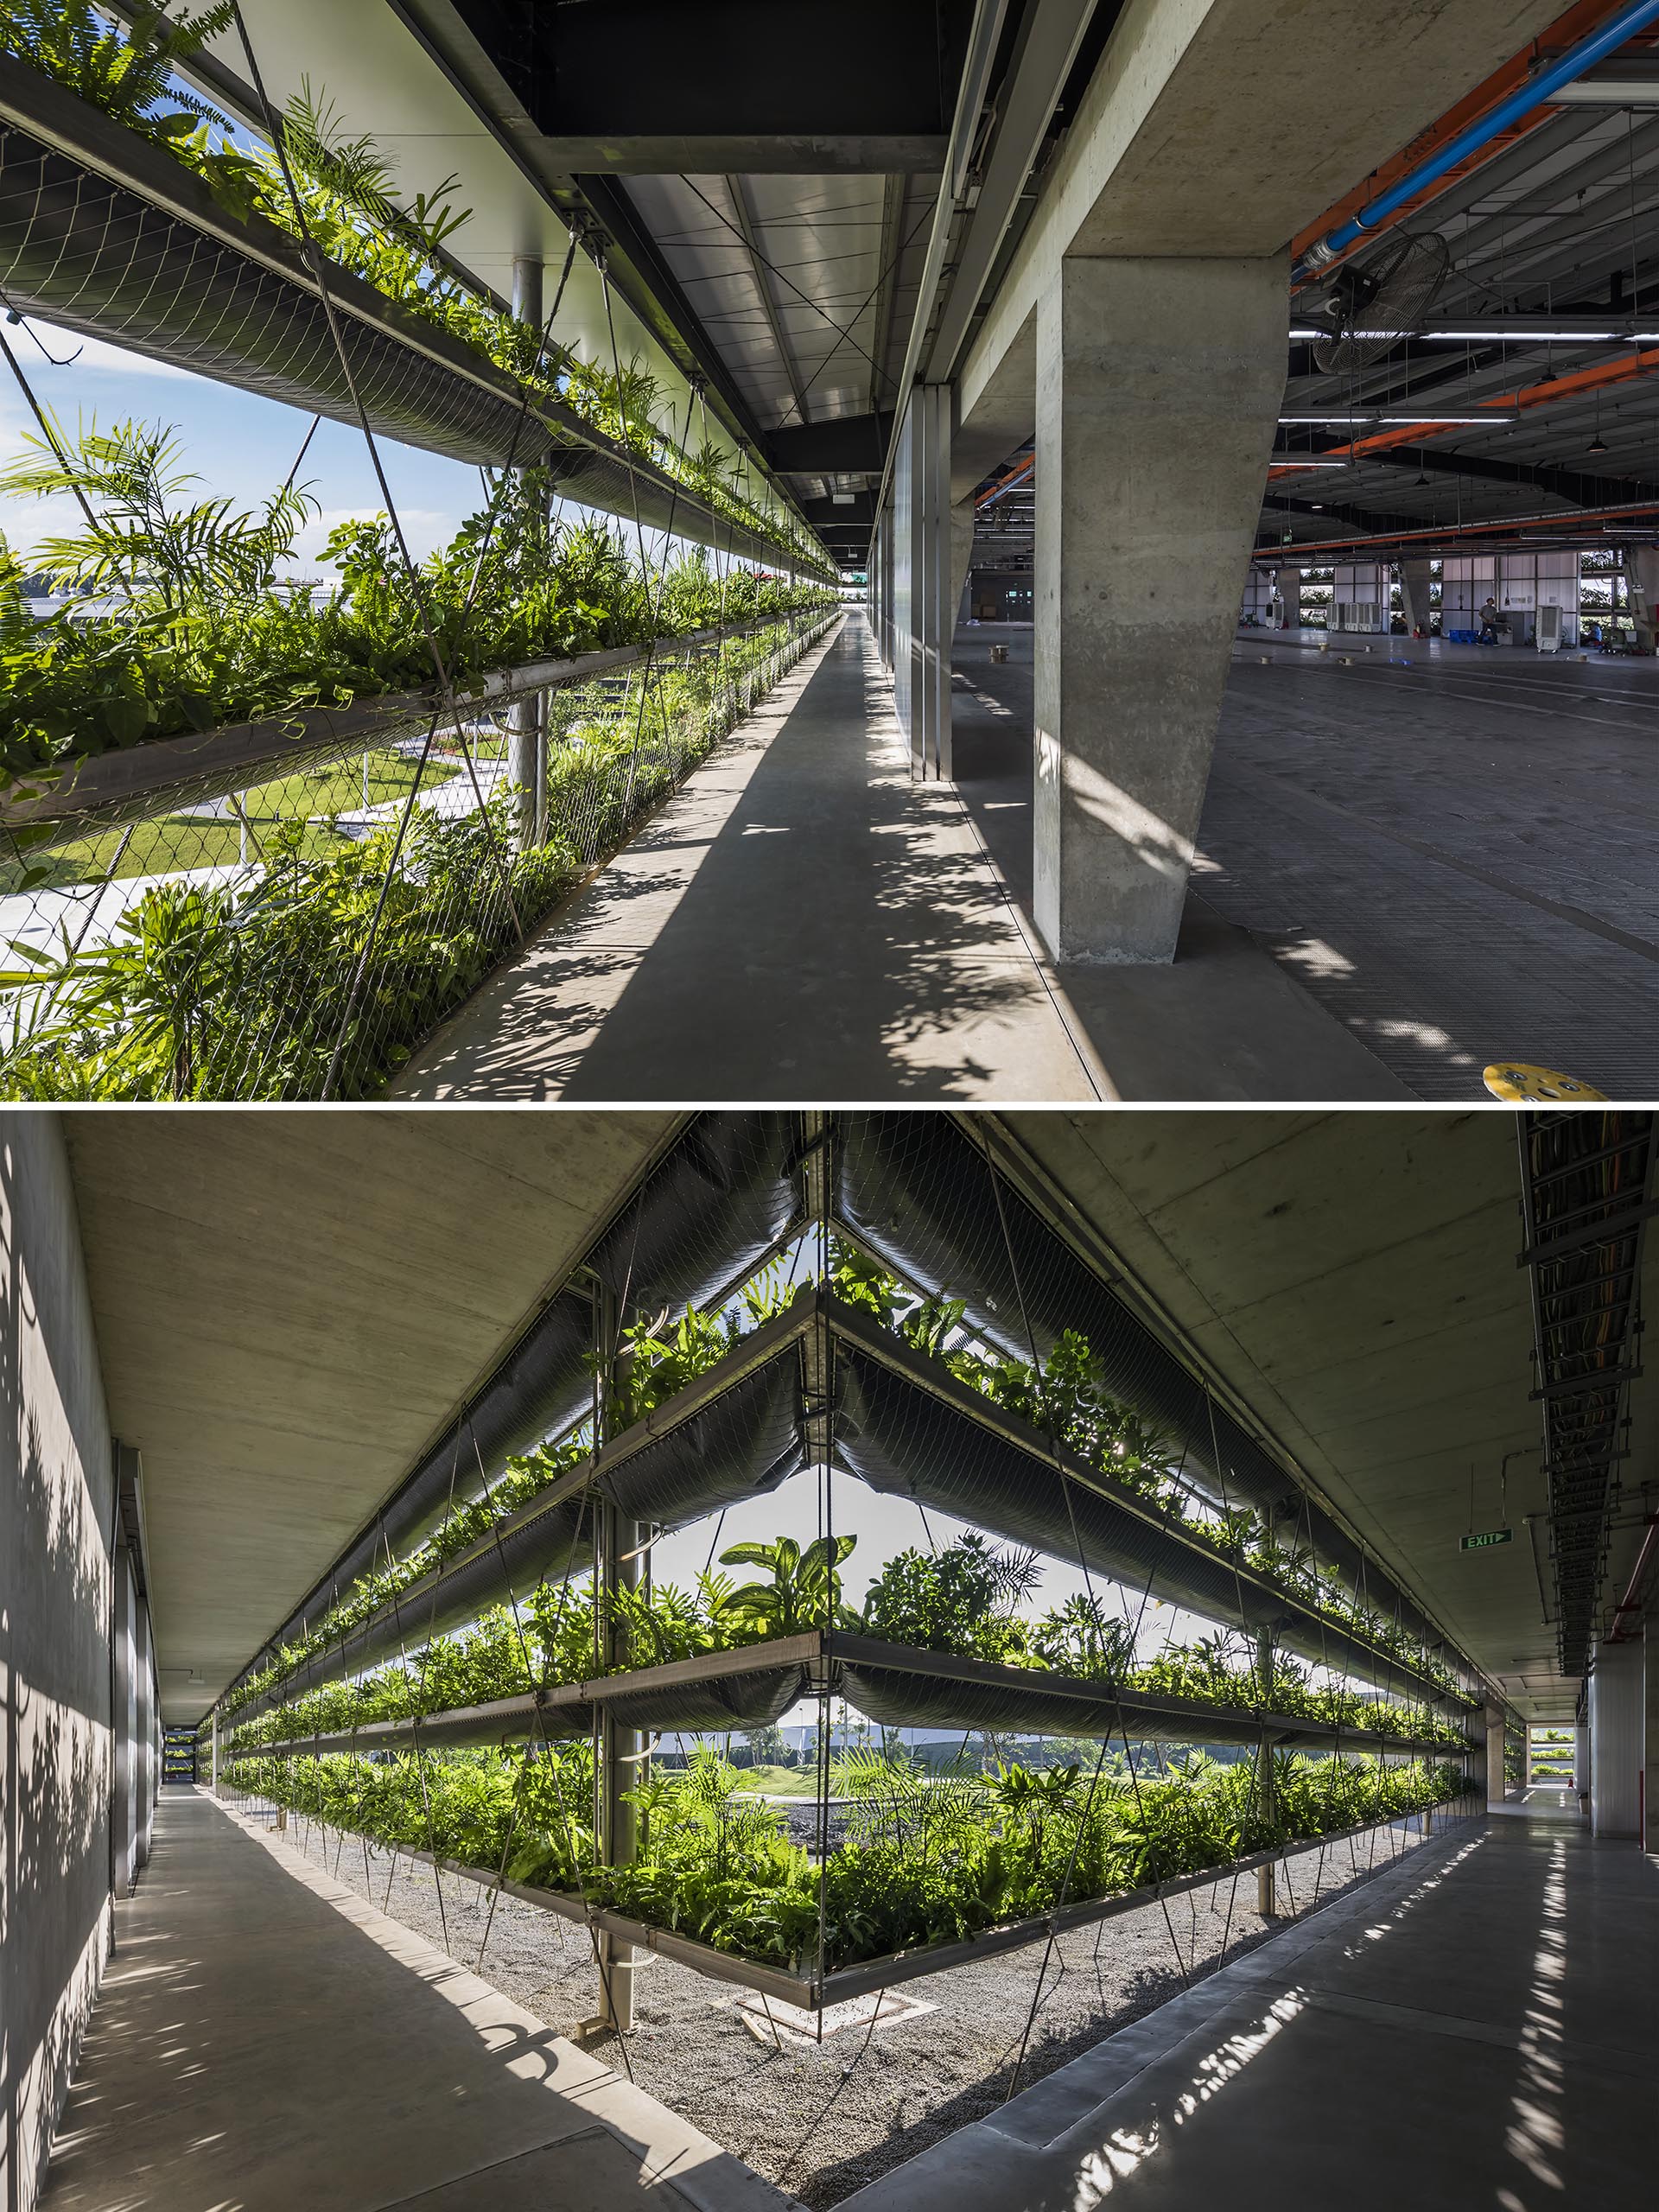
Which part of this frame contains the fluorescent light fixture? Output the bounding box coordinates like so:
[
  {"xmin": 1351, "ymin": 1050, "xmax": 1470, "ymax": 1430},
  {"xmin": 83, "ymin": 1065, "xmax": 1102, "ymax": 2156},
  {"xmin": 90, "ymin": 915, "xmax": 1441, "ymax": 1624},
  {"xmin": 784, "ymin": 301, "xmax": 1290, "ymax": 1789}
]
[
  {"xmin": 1413, "ymin": 329, "xmax": 1620, "ymax": 342},
  {"xmin": 1271, "ymin": 457, "xmax": 1347, "ymax": 467},
  {"xmin": 1289, "ymin": 326, "xmax": 1656, "ymax": 342},
  {"xmin": 1278, "ymin": 413, "xmax": 1519, "ymax": 425},
  {"xmin": 1549, "ymin": 79, "xmax": 1659, "ymax": 104}
]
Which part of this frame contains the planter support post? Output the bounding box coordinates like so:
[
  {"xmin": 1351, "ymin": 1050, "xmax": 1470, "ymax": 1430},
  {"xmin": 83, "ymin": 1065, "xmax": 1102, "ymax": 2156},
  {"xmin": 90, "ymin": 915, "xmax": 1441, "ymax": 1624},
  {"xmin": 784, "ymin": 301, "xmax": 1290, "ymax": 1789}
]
[
  {"xmin": 593, "ymin": 1273, "xmax": 643, "ymax": 2037},
  {"xmin": 1255, "ymin": 1628, "xmax": 1278, "ymax": 1917},
  {"xmin": 508, "ymin": 253, "xmax": 549, "ymax": 855}
]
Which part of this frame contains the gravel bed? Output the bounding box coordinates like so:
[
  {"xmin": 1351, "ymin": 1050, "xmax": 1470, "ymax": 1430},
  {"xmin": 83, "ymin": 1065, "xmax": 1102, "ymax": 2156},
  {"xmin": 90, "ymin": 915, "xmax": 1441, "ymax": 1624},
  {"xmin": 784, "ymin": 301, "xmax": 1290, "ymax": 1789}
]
[{"xmin": 268, "ymin": 1812, "xmax": 1450, "ymax": 2207}]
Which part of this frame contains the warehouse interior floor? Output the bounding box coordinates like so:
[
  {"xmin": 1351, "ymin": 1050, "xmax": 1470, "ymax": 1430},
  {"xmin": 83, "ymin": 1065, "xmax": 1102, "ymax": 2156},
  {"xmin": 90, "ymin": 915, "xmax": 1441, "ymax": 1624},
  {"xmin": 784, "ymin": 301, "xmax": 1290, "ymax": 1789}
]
[{"xmin": 952, "ymin": 626, "xmax": 1659, "ymax": 1101}]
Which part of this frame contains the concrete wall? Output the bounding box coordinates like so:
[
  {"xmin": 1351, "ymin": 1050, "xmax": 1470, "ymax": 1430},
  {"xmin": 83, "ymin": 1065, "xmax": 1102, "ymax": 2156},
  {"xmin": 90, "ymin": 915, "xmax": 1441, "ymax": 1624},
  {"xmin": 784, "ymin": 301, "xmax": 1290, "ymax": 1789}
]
[
  {"xmin": 1, "ymin": 1113, "xmax": 115, "ymax": 2212},
  {"xmin": 1588, "ymin": 1640, "xmax": 1643, "ymax": 1840}
]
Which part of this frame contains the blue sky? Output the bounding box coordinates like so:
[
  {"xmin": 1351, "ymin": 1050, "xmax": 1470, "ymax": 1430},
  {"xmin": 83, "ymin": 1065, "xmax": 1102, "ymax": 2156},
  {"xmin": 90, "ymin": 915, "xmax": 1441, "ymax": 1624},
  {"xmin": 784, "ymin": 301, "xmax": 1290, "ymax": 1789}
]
[{"xmin": 0, "ymin": 317, "xmax": 664, "ymax": 576}]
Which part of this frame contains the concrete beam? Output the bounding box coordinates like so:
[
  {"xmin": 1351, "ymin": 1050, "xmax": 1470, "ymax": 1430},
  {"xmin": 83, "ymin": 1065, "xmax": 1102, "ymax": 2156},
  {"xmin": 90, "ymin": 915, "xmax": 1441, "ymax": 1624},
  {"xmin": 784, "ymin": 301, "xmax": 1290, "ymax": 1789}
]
[
  {"xmin": 1033, "ymin": 253, "xmax": 1287, "ymax": 963},
  {"xmin": 956, "ymin": 0, "xmax": 1565, "ymax": 494}
]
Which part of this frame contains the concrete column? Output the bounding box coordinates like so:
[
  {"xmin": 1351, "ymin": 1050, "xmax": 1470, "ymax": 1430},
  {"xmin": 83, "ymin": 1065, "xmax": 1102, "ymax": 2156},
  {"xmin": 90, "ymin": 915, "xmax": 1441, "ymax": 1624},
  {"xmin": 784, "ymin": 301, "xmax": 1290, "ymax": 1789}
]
[
  {"xmin": 211, "ymin": 1711, "xmax": 219, "ymax": 1796},
  {"xmin": 1033, "ymin": 253, "xmax": 1287, "ymax": 963},
  {"xmin": 1482, "ymin": 1701, "xmax": 1504, "ymax": 1809},
  {"xmin": 892, "ymin": 385, "xmax": 955, "ymax": 779},
  {"xmin": 885, "ymin": 495, "xmax": 898, "ymax": 672},
  {"xmin": 1589, "ymin": 1640, "xmax": 1642, "ymax": 1838},
  {"xmin": 133, "ymin": 1599, "xmax": 155, "ymax": 1871},
  {"xmin": 1625, "ymin": 545, "xmax": 1659, "ymax": 652},
  {"xmin": 507, "ymin": 255, "xmax": 547, "ymax": 846},
  {"xmin": 1645, "ymin": 1624, "xmax": 1659, "ymax": 1853},
  {"xmin": 1274, "ymin": 564, "xmax": 1301, "ymax": 629},
  {"xmin": 1399, "ymin": 558, "xmax": 1433, "ymax": 638},
  {"xmin": 111, "ymin": 1548, "xmax": 138, "ymax": 1892},
  {"xmin": 950, "ymin": 497, "xmax": 977, "ymax": 640}
]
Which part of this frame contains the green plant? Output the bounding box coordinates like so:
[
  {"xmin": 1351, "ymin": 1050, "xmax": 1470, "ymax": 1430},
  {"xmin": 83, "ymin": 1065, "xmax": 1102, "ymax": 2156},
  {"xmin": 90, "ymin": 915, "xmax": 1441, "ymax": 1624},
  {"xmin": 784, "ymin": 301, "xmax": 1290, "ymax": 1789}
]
[
  {"xmin": 861, "ymin": 1532, "xmax": 1038, "ymax": 1663},
  {"xmin": 0, "ymin": 2, "xmax": 232, "ymax": 128},
  {"xmin": 716, "ymin": 1535, "xmax": 858, "ymax": 1637},
  {"xmin": 231, "ymin": 1729, "xmax": 1466, "ymax": 1980},
  {"xmin": 827, "ymin": 1247, "xmax": 1465, "ymax": 1699},
  {"xmin": 1, "ymin": 416, "xmax": 316, "ymax": 615},
  {"xmin": 1027, "ymin": 1592, "xmax": 1135, "ymax": 1682}
]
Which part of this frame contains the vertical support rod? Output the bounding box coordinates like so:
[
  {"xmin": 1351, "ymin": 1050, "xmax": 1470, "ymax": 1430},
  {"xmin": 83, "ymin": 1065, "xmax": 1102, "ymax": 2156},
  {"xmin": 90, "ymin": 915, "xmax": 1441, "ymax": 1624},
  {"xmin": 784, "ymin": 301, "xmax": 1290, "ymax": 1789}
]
[
  {"xmin": 594, "ymin": 1274, "xmax": 640, "ymax": 2033},
  {"xmin": 211, "ymin": 1710, "xmax": 219, "ymax": 1796},
  {"xmin": 1483, "ymin": 1699, "xmax": 1504, "ymax": 1810},
  {"xmin": 1255, "ymin": 1628, "xmax": 1277, "ymax": 1917},
  {"xmin": 508, "ymin": 254, "xmax": 547, "ymax": 851}
]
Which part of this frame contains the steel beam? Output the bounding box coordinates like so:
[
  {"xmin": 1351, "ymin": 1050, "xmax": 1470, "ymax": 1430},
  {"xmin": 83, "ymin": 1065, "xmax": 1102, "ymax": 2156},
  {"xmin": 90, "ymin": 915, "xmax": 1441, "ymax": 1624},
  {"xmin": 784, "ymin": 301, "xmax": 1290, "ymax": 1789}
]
[
  {"xmin": 920, "ymin": 0, "xmax": 1100, "ymax": 384},
  {"xmin": 764, "ymin": 412, "xmax": 894, "ymax": 474}
]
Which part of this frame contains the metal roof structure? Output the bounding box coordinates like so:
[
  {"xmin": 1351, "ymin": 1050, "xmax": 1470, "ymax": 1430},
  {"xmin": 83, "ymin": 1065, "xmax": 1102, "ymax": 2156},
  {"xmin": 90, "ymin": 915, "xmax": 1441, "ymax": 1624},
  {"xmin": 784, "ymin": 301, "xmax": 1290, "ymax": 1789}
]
[
  {"xmin": 951, "ymin": 9, "xmax": 1659, "ymax": 569},
  {"xmin": 1264, "ymin": 18, "xmax": 1659, "ymax": 558},
  {"xmin": 274, "ymin": 0, "xmax": 1118, "ymax": 569}
]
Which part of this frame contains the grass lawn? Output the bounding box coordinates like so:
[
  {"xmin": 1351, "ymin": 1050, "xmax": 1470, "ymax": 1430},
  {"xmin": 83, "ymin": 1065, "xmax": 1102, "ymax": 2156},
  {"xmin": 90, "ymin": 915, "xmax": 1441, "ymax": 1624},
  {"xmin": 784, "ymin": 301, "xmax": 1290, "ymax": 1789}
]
[
  {"xmin": 13, "ymin": 753, "xmax": 465, "ymax": 893},
  {"xmin": 728, "ymin": 1764, "xmax": 821, "ymax": 1798}
]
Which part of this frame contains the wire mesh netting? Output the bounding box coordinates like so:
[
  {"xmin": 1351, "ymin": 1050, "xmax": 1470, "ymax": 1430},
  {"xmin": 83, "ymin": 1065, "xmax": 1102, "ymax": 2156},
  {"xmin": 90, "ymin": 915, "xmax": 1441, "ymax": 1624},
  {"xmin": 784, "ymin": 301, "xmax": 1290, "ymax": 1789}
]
[
  {"xmin": 835, "ymin": 1113, "xmax": 1455, "ymax": 1664},
  {"xmin": 2, "ymin": 612, "xmax": 837, "ymax": 1099},
  {"xmin": 0, "ymin": 65, "xmax": 816, "ymax": 573}
]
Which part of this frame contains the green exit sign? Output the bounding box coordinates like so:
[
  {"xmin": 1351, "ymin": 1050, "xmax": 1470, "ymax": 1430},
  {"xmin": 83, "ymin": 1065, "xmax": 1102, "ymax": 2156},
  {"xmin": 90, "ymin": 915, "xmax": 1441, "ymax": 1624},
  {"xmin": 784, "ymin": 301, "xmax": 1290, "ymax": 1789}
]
[{"xmin": 1461, "ymin": 1529, "xmax": 1514, "ymax": 1552}]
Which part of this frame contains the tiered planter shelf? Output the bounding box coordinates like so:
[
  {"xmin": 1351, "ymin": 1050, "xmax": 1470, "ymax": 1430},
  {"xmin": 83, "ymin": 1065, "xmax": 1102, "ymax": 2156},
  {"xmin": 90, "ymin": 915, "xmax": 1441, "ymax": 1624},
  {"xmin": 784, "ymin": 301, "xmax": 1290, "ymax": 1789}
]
[
  {"xmin": 0, "ymin": 55, "xmax": 827, "ymax": 576},
  {"xmin": 234, "ymin": 1281, "xmax": 1473, "ymax": 1733},
  {"xmin": 2, "ymin": 615, "xmax": 837, "ymax": 838},
  {"xmin": 219, "ymin": 1115, "xmax": 1483, "ymax": 2016},
  {"xmin": 250, "ymin": 1626, "xmax": 1470, "ymax": 1764},
  {"xmin": 836, "ymin": 1114, "xmax": 1465, "ymax": 1669},
  {"xmin": 370, "ymin": 1794, "xmax": 1483, "ymax": 2012}
]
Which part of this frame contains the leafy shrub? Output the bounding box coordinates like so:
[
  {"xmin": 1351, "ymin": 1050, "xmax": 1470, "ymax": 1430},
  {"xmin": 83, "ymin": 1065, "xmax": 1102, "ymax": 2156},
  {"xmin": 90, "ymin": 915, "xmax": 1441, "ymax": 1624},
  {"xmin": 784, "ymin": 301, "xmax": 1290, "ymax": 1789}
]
[
  {"xmin": 229, "ymin": 1742, "xmax": 1466, "ymax": 1975},
  {"xmin": 861, "ymin": 1533, "xmax": 1039, "ymax": 1664}
]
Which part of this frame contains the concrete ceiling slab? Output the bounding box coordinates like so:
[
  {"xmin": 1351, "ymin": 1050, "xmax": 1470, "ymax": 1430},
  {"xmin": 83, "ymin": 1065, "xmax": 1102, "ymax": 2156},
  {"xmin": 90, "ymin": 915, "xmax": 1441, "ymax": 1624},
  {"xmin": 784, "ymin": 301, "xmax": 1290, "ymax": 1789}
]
[
  {"xmin": 65, "ymin": 1111, "xmax": 676, "ymax": 1720},
  {"xmin": 1002, "ymin": 1109, "xmax": 1655, "ymax": 1722}
]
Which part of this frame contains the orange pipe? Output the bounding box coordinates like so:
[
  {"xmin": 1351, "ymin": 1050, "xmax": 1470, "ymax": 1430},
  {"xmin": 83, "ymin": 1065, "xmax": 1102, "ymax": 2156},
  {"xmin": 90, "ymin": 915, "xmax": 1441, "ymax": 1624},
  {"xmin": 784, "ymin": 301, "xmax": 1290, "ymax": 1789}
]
[
  {"xmin": 1268, "ymin": 345, "xmax": 1659, "ymax": 480},
  {"xmin": 976, "ymin": 452, "xmax": 1033, "ymax": 510},
  {"xmin": 1291, "ymin": 1, "xmax": 1659, "ymax": 282},
  {"xmin": 1253, "ymin": 498, "xmax": 1659, "ymax": 557}
]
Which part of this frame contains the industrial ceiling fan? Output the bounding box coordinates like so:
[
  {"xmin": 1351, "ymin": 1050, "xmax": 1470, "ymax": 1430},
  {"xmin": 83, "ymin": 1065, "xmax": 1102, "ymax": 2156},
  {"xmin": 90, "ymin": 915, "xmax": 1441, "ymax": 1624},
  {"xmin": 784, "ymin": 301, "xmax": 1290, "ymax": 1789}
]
[{"xmin": 1310, "ymin": 231, "xmax": 1452, "ymax": 375}]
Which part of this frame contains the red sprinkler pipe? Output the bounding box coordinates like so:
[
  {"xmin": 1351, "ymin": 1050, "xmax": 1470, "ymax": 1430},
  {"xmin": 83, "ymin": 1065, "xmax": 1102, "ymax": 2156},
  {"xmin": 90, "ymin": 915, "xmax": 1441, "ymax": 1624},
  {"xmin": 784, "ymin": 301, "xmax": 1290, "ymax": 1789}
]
[{"xmin": 1607, "ymin": 1515, "xmax": 1659, "ymax": 1640}]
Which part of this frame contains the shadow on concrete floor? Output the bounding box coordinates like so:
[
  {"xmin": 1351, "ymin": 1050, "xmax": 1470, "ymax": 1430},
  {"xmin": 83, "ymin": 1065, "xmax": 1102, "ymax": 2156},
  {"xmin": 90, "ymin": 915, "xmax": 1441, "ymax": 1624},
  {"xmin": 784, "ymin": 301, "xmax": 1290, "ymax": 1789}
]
[
  {"xmin": 837, "ymin": 1811, "xmax": 1657, "ymax": 2212},
  {"xmin": 950, "ymin": 628, "xmax": 1408, "ymax": 1101},
  {"xmin": 43, "ymin": 1791, "xmax": 782, "ymax": 2212},
  {"xmin": 398, "ymin": 615, "xmax": 1096, "ymax": 1101},
  {"xmin": 954, "ymin": 621, "xmax": 1659, "ymax": 1101}
]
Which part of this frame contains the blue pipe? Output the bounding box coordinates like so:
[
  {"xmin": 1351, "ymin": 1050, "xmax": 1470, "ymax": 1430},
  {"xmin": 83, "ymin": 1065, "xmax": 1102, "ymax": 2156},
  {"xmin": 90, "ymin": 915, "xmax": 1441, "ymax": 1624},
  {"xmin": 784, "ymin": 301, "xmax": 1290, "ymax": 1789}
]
[{"xmin": 1304, "ymin": 0, "xmax": 1659, "ymax": 270}]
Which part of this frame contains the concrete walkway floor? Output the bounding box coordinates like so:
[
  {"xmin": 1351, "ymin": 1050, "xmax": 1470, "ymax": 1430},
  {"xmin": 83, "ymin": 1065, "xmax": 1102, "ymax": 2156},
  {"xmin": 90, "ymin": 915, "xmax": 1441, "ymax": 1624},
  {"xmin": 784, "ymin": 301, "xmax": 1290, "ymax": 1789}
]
[
  {"xmin": 396, "ymin": 613, "xmax": 1395, "ymax": 1102},
  {"xmin": 838, "ymin": 1808, "xmax": 1656, "ymax": 2212},
  {"xmin": 397, "ymin": 612, "xmax": 1097, "ymax": 1101},
  {"xmin": 42, "ymin": 1790, "xmax": 790, "ymax": 2212}
]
